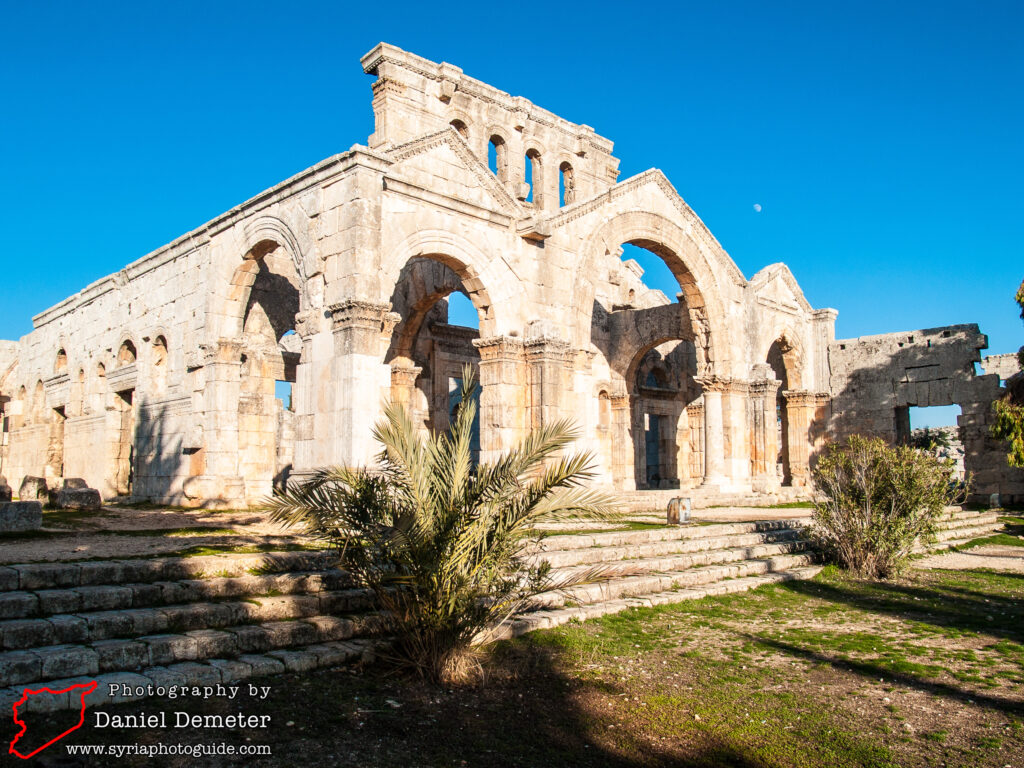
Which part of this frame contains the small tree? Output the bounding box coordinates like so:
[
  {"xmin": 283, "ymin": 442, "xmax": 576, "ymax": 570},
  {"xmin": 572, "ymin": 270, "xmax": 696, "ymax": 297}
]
[
  {"xmin": 267, "ymin": 370, "xmax": 617, "ymax": 684},
  {"xmin": 811, "ymin": 435, "xmax": 966, "ymax": 578},
  {"xmin": 990, "ymin": 278, "xmax": 1024, "ymax": 466}
]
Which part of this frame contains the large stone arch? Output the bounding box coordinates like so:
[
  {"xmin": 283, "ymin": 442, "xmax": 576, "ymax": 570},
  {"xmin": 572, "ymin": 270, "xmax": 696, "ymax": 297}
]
[
  {"xmin": 576, "ymin": 210, "xmax": 733, "ymax": 373},
  {"xmin": 218, "ymin": 215, "xmax": 312, "ymax": 343},
  {"xmin": 383, "ymin": 229, "xmax": 500, "ymax": 339}
]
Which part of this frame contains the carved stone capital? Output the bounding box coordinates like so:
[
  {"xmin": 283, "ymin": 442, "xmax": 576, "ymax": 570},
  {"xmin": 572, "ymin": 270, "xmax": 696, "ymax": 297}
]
[
  {"xmin": 695, "ymin": 375, "xmax": 731, "ymax": 394},
  {"xmin": 472, "ymin": 335, "xmax": 526, "ymax": 362},
  {"xmin": 328, "ymin": 299, "xmax": 395, "ymax": 331},
  {"xmin": 390, "ymin": 363, "xmax": 422, "ymax": 387},
  {"xmin": 782, "ymin": 389, "xmax": 817, "ymax": 407},
  {"xmin": 748, "ymin": 378, "xmax": 783, "ymax": 396}
]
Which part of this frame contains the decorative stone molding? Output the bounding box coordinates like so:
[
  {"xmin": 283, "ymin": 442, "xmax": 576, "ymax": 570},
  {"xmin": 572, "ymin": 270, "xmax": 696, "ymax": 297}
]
[
  {"xmin": 293, "ymin": 309, "xmax": 324, "ymax": 340},
  {"xmin": 106, "ymin": 363, "xmax": 139, "ymax": 393},
  {"xmin": 472, "ymin": 335, "xmax": 525, "ymax": 361}
]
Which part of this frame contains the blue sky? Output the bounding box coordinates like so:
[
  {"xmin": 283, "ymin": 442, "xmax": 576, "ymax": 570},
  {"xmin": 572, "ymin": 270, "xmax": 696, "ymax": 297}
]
[{"xmin": 1, "ymin": 1, "xmax": 1020, "ymax": 427}]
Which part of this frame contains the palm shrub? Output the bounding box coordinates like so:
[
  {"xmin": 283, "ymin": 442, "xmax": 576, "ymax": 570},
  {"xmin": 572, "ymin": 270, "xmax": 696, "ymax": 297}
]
[
  {"xmin": 267, "ymin": 371, "xmax": 618, "ymax": 684},
  {"xmin": 811, "ymin": 435, "xmax": 967, "ymax": 578}
]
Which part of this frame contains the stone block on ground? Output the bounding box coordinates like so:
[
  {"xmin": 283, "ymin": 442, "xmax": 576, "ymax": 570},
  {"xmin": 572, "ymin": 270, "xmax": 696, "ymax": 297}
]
[
  {"xmin": 62, "ymin": 478, "xmax": 89, "ymax": 490},
  {"xmin": 0, "ymin": 502, "xmax": 43, "ymax": 533},
  {"xmin": 0, "ymin": 478, "xmax": 11, "ymax": 503},
  {"xmin": 17, "ymin": 477, "xmax": 47, "ymax": 502},
  {"xmin": 53, "ymin": 488, "xmax": 102, "ymax": 511}
]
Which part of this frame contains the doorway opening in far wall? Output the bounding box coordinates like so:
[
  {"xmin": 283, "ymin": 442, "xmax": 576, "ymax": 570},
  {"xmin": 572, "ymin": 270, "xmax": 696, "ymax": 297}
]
[{"xmin": 895, "ymin": 404, "xmax": 965, "ymax": 480}]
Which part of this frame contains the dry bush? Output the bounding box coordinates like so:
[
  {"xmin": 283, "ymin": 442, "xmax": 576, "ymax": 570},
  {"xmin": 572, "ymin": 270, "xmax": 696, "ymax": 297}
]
[{"xmin": 811, "ymin": 435, "xmax": 967, "ymax": 578}]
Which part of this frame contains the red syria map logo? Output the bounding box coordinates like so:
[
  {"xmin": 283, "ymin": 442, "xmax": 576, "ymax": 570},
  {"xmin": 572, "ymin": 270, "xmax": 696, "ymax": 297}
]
[{"xmin": 8, "ymin": 680, "xmax": 98, "ymax": 759}]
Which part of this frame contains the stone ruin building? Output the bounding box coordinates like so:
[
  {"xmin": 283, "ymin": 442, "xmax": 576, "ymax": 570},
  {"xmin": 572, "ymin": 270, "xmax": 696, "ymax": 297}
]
[{"xmin": 0, "ymin": 43, "xmax": 1020, "ymax": 509}]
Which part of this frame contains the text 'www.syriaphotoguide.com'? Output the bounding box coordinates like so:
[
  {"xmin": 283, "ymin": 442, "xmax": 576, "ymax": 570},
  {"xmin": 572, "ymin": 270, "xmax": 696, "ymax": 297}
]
[{"xmin": 64, "ymin": 742, "xmax": 272, "ymax": 758}]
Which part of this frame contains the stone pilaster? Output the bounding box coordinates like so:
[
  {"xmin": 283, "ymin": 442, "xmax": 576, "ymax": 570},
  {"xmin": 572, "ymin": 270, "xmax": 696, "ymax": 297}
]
[
  {"xmin": 610, "ymin": 393, "xmax": 634, "ymax": 490},
  {"xmin": 183, "ymin": 339, "xmax": 246, "ymax": 507},
  {"xmin": 524, "ymin": 337, "xmax": 573, "ymax": 430},
  {"xmin": 325, "ymin": 300, "xmax": 399, "ymax": 469},
  {"xmin": 749, "ymin": 378, "xmax": 782, "ymax": 492},
  {"xmin": 473, "ymin": 336, "xmax": 527, "ymax": 463},
  {"xmin": 782, "ymin": 389, "xmax": 817, "ymax": 487}
]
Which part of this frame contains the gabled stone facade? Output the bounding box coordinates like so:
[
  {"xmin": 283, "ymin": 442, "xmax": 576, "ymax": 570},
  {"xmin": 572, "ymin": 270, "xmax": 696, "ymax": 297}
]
[{"xmin": 0, "ymin": 43, "xmax": 1019, "ymax": 507}]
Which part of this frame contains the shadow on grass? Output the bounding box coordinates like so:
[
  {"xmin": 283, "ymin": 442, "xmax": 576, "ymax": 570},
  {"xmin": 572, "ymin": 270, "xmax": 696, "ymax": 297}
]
[
  {"xmin": 746, "ymin": 634, "xmax": 1024, "ymax": 718},
  {"xmin": 777, "ymin": 575, "xmax": 1024, "ymax": 645}
]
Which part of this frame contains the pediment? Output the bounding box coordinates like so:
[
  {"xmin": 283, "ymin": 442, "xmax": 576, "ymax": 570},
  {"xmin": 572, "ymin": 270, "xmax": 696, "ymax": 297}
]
[
  {"xmin": 749, "ymin": 264, "xmax": 813, "ymax": 313},
  {"xmin": 385, "ymin": 129, "xmax": 522, "ymax": 217}
]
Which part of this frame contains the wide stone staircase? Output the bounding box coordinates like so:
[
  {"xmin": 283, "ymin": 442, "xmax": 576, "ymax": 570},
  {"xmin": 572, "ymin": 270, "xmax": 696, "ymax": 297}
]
[{"xmin": 0, "ymin": 506, "xmax": 1001, "ymax": 712}]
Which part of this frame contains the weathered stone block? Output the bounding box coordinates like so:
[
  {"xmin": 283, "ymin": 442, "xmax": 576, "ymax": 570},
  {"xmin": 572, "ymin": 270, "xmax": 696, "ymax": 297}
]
[
  {"xmin": 0, "ymin": 502, "xmax": 42, "ymax": 533},
  {"xmin": 53, "ymin": 488, "xmax": 102, "ymax": 511},
  {"xmin": 17, "ymin": 477, "xmax": 47, "ymax": 502}
]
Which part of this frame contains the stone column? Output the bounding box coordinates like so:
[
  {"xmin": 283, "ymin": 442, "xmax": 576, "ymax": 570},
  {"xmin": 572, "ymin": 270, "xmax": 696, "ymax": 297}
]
[
  {"xmin": 183, "ymin": 339, "xmax": 246, "ymax": 507},
  {"xmin": 698, "ymin": 377, "xmax": 728, "ymax": 489},
  {"xmin": 782, "ymin": 389, "xmax": 817, "ymax": 487},
  {"xmin": 390, "ymin": 363, "xmax": 424, "ymax": 428},
  {"xmin": 473, "ymin": 336, "xmax": 527, "ymax": 464}
]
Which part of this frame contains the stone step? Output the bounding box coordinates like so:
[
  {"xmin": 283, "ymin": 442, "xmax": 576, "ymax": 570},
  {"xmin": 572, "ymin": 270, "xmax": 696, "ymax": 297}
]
[
  {"xmin": 919, "ymin": 522, "xmax": 1004, "ymax": 552},
  {"xmin": 0, "ymin": 637, "xmax": 385, "ymax": 714},
  {"xmin": 0, "ymin": 611, "xmax": 386, "ymax": 688},
  {"xmin": 0, "ymin": 570, "xmax": 358, "ymax": 621},
  {"xmin": 529, "ymin": 527, "xmax": 806, "ymax": 569},
  {"xmin": 508, "ymin": 565, "xmax": 823, "ymax": 637},
  {"xmin": 548, "ymin": 540, "xmax": 812, "ymax": 582},
  {"xmin": 932, "ymin": 521, "xmax": 1001, "ymax": 544},
  {"xmin": 0, "ymin": 550, "xmax": 334, "ymax": 593},
  {"xmin": 0, "ymin": 589, "xmax": 374, "ymax": 652},
  {"xmin": 935, "ymin": 512, "xmax": 999, "ymax": 531},
  {"xmin": 526, "ymin": 519, "xmax": 808, "ymax": 554},
  {"xmin": 531, "ymin": 552, "xmax": 817, "ymax": 611}
]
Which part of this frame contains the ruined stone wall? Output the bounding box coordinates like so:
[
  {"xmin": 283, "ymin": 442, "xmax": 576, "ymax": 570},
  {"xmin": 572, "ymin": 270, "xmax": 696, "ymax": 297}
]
[
  {"xmin": 983, "ymin": 353, "xmax": 1021, "ymax": 382},
  {"xmin": 827, "ymin": 324, "xmax": 1024, "ymax": 504}
]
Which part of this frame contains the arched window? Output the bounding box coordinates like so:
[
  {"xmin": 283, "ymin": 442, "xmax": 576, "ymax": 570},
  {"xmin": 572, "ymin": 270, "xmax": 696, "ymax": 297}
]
[
  {"xmin": 488, "ymin": 135, "xmax": 508, "ymax": 183},
  {"xmin": 559, "ymin": 161, "xmax": 575, "ymax": 206},
  {"xmin": 598, "ymin": 391, "xmax": 611, "ymax": 430},
  {"xmin": 450, "ymin": 119, "xmax": 469, "ymax": 139},
  {"xmin": 117, "ymin": 340, "xmax": 137, "ymax": 367},
  {"xmin": 525, "ymin": 149, "xmax": 543, "ymax": 206},
  {"xmin": 33, "ymin": 381, "xmax": 44, "ymax": 421},
  {"xmin": 55, "ymin": 349, "xmax": 67, "ymax": 374},
  {"xmin": 153, "ymin": 336, "xmax": 168, "ymax": 367}
]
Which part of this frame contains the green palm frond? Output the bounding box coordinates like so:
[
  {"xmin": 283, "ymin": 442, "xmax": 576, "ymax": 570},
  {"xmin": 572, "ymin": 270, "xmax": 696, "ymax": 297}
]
[{"xmin": 265, "ymin": 365, "xmax": 621, "ymax": 682}]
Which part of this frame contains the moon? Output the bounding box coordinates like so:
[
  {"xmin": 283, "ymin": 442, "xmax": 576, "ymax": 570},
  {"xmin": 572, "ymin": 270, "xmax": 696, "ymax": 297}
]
[{"xmin": 753, "ymin": 203, "xmax": 762, "ymax": 213}]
